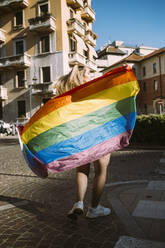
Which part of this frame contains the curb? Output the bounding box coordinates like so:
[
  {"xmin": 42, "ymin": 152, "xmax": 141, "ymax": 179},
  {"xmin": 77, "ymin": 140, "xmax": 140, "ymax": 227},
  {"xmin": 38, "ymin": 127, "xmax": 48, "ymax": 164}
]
[{"xmin": 105, "ymin": 180, "xmax": 149, "ymax": 188}]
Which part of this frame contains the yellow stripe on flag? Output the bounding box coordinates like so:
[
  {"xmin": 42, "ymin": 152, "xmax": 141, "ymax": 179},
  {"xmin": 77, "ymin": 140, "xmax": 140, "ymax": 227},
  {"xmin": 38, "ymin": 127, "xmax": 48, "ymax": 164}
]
[{"xmin": 22, "ymin": 81, "xmax": 139, "ymax": 144}]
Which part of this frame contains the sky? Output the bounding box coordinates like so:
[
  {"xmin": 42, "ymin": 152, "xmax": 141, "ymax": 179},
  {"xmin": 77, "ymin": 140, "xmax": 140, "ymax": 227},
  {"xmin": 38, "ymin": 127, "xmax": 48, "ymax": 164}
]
[{"xmin": 92, "ymin": 0, "xmax": 165, "ymax": 50}]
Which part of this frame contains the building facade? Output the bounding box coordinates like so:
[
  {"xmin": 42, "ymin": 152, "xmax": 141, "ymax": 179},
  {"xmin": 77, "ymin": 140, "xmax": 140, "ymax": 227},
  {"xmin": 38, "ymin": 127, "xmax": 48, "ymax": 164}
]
[
  {"xmin": 139, "ymin": 48, "xmax": 165, "ymax": 114},
  {"xmin": 0, "ymin": 0, "xmax": 97, "ymax": 122},
  {"xmin": 101, "ymin": 47, "xmax": 165, "ymax": 115},
  {"xmin": 96, "ymin": 40, "xmax": 157, "ymax": 74}
]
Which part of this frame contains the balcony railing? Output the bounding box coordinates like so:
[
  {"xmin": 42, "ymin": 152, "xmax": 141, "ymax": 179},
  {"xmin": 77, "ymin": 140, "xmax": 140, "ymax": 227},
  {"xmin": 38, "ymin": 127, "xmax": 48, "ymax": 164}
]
[
  {"xmin": 86, "ymin": 59, "xmax": 97, "ymax": 72},
  {"xmin": 67, "ymin": 18, "xmax": 85, "ymax": 37},
  {"xmin": 0, "ymin": 0, "xmax": 28, "ymax": 10},
  {"xmin": 66, "ymin": 0, "xmax": 83, "ymax": 9},
  {"xmin": 68, "ymin": 52, "xmax": 86, "ymax": 65},
  {"xmin": 31, "ymin": 82, "xmax": 54, "ymax": 95},
  {"xmin": 0, "ymin": 86, "xmax": 8, "ymax": 100},
  {"xmin": 29, "ymin": 14, "xmax": 56, "ymax": 33},
  {"xmin": 0, "ymin": 53, "xmax": 31, "ymax": 69},
  {"xmin": 0, "ymin": 29, "xmax": 6, "ymax": 44},
  {"xmin": 81, "ymin": 6, "xmax": 95, "ymax": 22},
  {"xmin": 85, "ymin": 30, "xmax": 97, "ymax": 46}
]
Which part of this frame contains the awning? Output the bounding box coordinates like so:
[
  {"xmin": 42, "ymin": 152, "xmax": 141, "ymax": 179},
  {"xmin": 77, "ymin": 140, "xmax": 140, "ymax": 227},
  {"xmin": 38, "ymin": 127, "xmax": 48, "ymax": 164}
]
[
  {"xmin": 72, "ymin": 33, "xmax": 87, "ymax": 51},
  {"xmin": 86, "ymin": 43, "xmax": 98, "ymax": 58}
]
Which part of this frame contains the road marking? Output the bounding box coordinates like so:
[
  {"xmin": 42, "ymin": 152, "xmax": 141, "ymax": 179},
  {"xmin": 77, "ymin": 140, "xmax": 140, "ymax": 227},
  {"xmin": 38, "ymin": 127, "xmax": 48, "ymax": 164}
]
[
  {"xmin": 0, "ymin": 200, "xmax": 29, "ymax": 211},
  {"xmin": 132, "ymin": 200, "xmax": 165, "ymax": 219},
  {"xmin": 146, "ymin": 181, "xmax": 165, "ymax": 190},
  {"xmin": 114, "ymin": 236, "xmax": 165, "ymax": 248},
  {"xmin": 160, "ymin": 158, "xmax": 165, "ymax": 163}
]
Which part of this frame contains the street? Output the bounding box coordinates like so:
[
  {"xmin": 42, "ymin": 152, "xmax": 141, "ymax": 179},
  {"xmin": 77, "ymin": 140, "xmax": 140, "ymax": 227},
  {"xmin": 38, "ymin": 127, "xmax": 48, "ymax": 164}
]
[{"xmin": 0, "ymin": 138, "xmax": 165, "ymax": 247}]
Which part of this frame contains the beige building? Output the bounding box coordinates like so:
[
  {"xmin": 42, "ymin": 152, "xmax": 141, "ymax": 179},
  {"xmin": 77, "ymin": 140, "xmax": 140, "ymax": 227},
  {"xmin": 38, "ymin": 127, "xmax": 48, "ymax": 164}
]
[{"xmin": 0, "ymin": 0, "xmax": 97, "ymax": 122}]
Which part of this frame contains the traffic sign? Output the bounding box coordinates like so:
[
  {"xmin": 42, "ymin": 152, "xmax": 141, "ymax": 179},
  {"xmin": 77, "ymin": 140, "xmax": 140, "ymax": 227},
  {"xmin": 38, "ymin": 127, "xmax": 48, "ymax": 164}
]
[{"xmin": 157, "ymin": 101, "xmax": 163, "ymax": 105}]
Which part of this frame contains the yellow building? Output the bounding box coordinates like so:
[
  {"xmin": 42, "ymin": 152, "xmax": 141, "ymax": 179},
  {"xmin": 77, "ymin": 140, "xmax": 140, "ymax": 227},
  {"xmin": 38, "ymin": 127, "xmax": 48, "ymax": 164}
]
[{"xmin": 0, "ymin": 0, "xmax": 97, "ymax": 122}]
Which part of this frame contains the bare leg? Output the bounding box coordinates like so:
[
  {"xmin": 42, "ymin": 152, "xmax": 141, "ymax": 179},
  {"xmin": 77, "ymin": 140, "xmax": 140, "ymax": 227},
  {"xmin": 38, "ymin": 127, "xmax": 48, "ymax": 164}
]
[
  {"xmin": 91, "ymin": 154, "xmax": 111, "ymax": 208},
  {"xmin": 76, "ymin": 164, "xmax": 90, "ymax": 202}
]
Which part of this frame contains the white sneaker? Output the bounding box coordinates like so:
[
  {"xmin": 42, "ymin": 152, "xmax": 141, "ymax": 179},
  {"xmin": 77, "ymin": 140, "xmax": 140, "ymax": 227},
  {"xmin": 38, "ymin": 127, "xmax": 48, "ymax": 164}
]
[
  {"xmin": 86, "ymin": 205, "xmax": 111, "ymax": 218},
  {"xmin": 67, "ymin": 201, "xmax": 84, "ymax": 220}
]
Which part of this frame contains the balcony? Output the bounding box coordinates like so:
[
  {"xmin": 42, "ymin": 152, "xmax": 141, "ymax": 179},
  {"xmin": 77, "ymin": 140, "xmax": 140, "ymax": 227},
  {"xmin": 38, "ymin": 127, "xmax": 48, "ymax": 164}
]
[
  {"xmin": 29, "ymin": 14, "xmax": 56, "ymax": 33},
  {"xmin": 81, "ymin": 6, "xmax": 95, "ymax": 22},
  {"xmin": 0, "ymin": 29, "xmax": 6, "ymax": 44},
  {"xmin": 85, "ymin": 30, "xmax": 97, "ymax": 47},
  {"xmin": 0, "ymin": 0, "xmax": 28, "ymax": 11},
  {"xmin": 86, "ymin": 59, "xmax": 97, "ymax": 72},
  {"xmin": 0, "ymin": 53, "xmax": 31, "ymax": 70},
  {"xmin": 31, "ymin": 82, "xmax": 54, "ymax": 96},
  {"xmin": 66, "ymin": 0, "xmax": 83, "ymax": 9},
  {"xmin": 67, "ymin": 18, "xmax": 85, "ymax": 37},
  {"xmin": 68, "ymin": 52, "xmax": 86, "ymax": 65},
  {"xmin": 0, "ymin": 86, "xmax": 8, "ymax": 100}
]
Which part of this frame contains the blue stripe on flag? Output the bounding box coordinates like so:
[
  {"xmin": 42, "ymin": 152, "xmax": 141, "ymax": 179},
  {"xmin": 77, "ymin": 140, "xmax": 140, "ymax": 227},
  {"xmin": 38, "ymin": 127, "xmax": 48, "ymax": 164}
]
[{"xmin": 35, "ymin": 112, "xmax": 136, "ymax": 164}]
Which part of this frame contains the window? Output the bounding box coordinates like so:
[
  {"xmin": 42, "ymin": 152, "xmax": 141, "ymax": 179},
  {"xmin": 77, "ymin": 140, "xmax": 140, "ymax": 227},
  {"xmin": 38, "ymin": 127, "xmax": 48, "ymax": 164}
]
[
  {"xmin": 132, "ymin": 67, "xmax": 136, "ymax": 75},
  {"xmin": 69, "ymin": 36, "xmax": 76, "ymax": 52},
  {"xmin": 70, "ymin": 9, "xmax": 74, "ymax": 19},
  {"xmin": 40, "ymin": 35, "xmax": 50, "ymax": 53},
  {"xmin": 0, "ymin": 102, "xmax": 2, "ymax": 119},
  {"xmin": 42, "ymin": 98, "xmax": 50, "ymax": 104},
  {"xmin": 14, "ymin": 11, "xmax": 23, "ymax": 27},
  {"xmin": 154, "ymin": 80, "xmax": 158, "ymax": 91},
  {"xmin": 17, "ymin": 100, "xmax": 26, "ymax": 118},
  {"xmin": 83, "ymin": 0, "xmax": 87, "ymax": 6},
  {"xmin": 101, "ymin": 55, "xmax": 107, "ymax": 60},
  {"xmin": 142, "ymin": 66, "xmax": 146, "ymax": 76},
  {"xmin": 0, "ymin": 44, "xmax": 5, "ymax": 58},
  {"xmin": 0, "ymin": 46, "xmax": 2, "ymax": 58},
  {"xmin": 42, "ymin": 67, "xmax": 50, "ymax": 83},
  {"xmin": 0, "ymin": 74, "xmax": 2, "ymax": 85},
  {"xmin": 83, "ymin": 49, "xmax": 89, "ymax": 59},
  {"xmin": 143, "ymin": 82, "xmax": 146, "ymax": 91},
  {"xmin": 15, "ymin": 40, "xmax": 24, "ymax": 55},
  {"xmin": 38, "ymin": 2, "xmax": 49, "ymax": 16},
  {"xmin": 144, "ymin": 104, "xmax": 147, "ymax": 114},
  {"xmin": 16, "ymin": 71, "xmax": 26, "ymax": 88},
  {"xmin": 83, "ymin": 21, "xmax": 87, "ymax": 29},
  {"xmin": 153, "ymin": 63, "xmax": 157, "ymax": 74}
]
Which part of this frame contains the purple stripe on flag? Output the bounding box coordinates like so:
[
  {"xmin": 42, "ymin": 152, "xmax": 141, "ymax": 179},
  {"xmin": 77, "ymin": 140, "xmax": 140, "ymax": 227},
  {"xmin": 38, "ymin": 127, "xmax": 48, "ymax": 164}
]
[{"xmin": 47, "ymin": 130, "xmax": 132, "ymax": 173}]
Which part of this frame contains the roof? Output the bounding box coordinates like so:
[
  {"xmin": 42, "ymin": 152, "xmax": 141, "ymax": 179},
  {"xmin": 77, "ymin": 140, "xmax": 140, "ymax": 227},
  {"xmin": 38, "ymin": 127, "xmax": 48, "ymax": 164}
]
[
  {"xmin": 97, "ymin": 45, "xmax": 125, "ymax": 58},
  {"xmin": 125, "ymin": 53, "xmax": 143, "ymax": 62},
  {"xmin": 139, "ymin": 47, "xmax": 165, "ymax": 61},
  {"xmin": 101, "ymin": 47, "xmax": 165, "ymax": 72},
  {"xmin": 106, "ymin": 46, "xmax": 125, "ymax": 55},
  {"xmin": 101, "ymin": 52, "xmax": 143, "ymax": 72}
]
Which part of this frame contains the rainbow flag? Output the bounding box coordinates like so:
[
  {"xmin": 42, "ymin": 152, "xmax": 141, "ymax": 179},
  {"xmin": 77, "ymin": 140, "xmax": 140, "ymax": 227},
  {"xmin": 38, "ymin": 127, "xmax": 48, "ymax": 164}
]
[{"xmin": 18, "ymin": 65, "xmax": 139, "ymax": 178}]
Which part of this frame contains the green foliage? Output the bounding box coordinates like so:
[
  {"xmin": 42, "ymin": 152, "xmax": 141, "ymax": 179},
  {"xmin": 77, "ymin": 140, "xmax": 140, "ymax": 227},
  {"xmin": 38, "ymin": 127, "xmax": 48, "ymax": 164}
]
[{"xmin": 131, "ymin": 114, "xmax": 165, "ymax": 145}]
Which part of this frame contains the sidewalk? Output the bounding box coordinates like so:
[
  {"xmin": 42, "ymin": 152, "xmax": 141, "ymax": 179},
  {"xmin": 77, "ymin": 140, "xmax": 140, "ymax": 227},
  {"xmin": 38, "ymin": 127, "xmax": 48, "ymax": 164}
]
[
  {"xmin": 106, "ymin": 180, "xmax": 165, "ymax": 247},
  {"xmin": 0, "ymin": 139, "xmax": 165, "ymax": 247}
]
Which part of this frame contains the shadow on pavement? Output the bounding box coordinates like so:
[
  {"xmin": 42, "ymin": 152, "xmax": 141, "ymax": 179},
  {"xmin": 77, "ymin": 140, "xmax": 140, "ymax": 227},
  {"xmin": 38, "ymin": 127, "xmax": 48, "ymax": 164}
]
[
  {"xmin": 0, "ymin": 137, "xmax": 19, "ymax": 146},
  {"xmin": 0, "ymin": 195, "xmax": 49, "ymax": 221}
]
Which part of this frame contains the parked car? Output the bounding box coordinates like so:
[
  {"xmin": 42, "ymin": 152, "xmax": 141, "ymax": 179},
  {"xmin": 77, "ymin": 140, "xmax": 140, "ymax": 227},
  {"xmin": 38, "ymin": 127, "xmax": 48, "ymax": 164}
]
[{"xmin": 0, "ymin": 120, "xmax": 16, "ymax": 136}]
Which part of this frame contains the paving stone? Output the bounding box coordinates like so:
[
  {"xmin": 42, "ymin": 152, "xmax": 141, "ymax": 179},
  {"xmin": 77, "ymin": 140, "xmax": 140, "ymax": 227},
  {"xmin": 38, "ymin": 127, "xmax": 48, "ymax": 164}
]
[
  {"xmin": 132, "ymin": 200, "xmax": 165, "ymax": 219},
  {"xmin": 0, "ymin": 141, "xmax": 165, "ymax": 247},
  {"xmin": 160, "ymin": 158, "xmax": 165, "ymax": 163},
  {"xmin": 0, "ymin": 200, "xmax": 29, "ymax": 211},
  {"xmin": 157, "ymin": 169, "xmax": 165, "ymax": 175},
  {"xmin": 114, "ymin": 236, "xmax": 165, "ymax": 248},
  {"xmin": 147, "ymin": 181, "xmax": 165, "ymax": 190}
]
